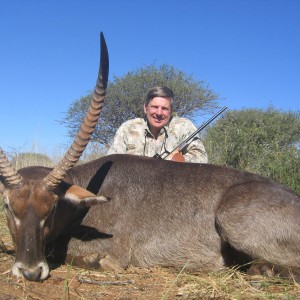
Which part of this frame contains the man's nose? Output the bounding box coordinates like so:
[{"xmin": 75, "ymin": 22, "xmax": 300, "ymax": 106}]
[{"xmin": 156, "ymin": 107, "xmax": 163, "ymax": 115}]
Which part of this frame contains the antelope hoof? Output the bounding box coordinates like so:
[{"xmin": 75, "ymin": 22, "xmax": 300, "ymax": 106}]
[{"xmin": 99, "ymin": 255, "xmax": 124, "ymax": 273}]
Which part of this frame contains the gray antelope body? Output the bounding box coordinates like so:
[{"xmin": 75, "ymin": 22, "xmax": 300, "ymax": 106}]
[
  {"xmin": 1, "ymin": 33, "xmax": 300, "ymax": 282},
  {"xmin": 59, "ymin": 154, "xmax": 300, "ymax": 273}
]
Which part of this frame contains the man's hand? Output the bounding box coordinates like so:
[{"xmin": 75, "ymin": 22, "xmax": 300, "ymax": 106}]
[{"xmin": 165, "ymin": 150, "xmax": 185, "ymax": 162}]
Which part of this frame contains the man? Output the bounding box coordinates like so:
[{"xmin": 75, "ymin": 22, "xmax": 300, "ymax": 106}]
[{"xmin": 107, "ymin": 86, "xmax": 208, "ymax": 163}]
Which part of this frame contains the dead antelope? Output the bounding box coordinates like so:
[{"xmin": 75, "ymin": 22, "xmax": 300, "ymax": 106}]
[{"xmin": 1, "ymin": 33, "xmax": 300, "ymax": 282}]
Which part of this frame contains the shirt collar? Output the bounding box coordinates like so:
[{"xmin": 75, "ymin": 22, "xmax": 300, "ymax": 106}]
[{"xmin": 143, "ymin": 117, "xmax": 172, "ymax": 138}]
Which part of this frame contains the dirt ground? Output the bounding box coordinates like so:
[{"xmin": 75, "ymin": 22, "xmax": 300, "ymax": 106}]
[{"xmin": 0, "ymin": 255, "xmax": 179, "ymax": 300}]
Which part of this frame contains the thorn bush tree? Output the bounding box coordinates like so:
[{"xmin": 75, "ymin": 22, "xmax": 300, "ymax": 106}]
[{"xmin": 61, "ymin": 64, "xmax": 219, "ymax": 148}]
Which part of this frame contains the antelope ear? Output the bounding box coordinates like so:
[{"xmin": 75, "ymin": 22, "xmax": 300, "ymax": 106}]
[{"xmin": 64, "ymin": 184, "xmax": 110, "ymax": 207}]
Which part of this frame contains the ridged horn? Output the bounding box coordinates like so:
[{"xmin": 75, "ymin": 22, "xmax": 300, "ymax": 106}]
[
  {"xmin": 0, "ymin": 147, "xmax": 24, "ymax": 188},
  {"xmin": 43, "ymin": 32, "xmax": 109, "ymax": 190}
]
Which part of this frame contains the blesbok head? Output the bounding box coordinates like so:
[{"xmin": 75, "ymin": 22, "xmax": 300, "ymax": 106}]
[{"xmin": 0, "ymin": 32, "xmax": 109, "ymax": 281}]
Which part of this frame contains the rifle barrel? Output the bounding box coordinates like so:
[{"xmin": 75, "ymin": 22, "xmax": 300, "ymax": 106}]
[
  {"xmin": 176, "ymin": 106, "xmax": 227, "ymax": 152},
  {"xmin": 155, "ymin": 106, "xmax": 228, "ymax": 159}
]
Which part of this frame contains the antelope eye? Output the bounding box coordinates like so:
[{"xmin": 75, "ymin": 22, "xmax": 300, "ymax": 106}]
[
  {"xmin": 44, "ymin": 202, "xmax": 57, "ymax": 220},
  {"xmin": 3, "ymin": 202, "xmax": 11, "ymax": 215},
  {"xmin": 3, "ymin": 197, "xmax": 9, "ymax": 209},
  {"xmin": 50, "ymin": 201, "xmax": 57, "ymax": 213}
]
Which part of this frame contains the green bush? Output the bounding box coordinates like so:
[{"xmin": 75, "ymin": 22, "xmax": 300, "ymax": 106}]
[{"xmin": 204, "ymin": 107, "xmax": 300, "ymax": 194}]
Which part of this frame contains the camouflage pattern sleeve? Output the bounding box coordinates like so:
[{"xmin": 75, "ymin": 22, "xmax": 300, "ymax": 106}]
[
  {"xmin": 107, "ymin": 122, "xmax": 129, "ymax": 155},
  {"xmin": 168, "ymin": 118, "xmax": 208, "ymax": 163},
  {"xmin": 185, "ymin": 138, "xmax": 208, "ymax": 163},
  {"xmin": 107, "ymin": 119, "xmax": 146, "ymax": 156}
]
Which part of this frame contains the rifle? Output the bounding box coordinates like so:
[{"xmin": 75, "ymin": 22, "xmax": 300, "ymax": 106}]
[{"xmin": 155, "ymin": 106, "xmax": 228, "ymax": 160}]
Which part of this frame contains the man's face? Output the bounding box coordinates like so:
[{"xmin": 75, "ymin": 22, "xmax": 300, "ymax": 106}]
[{"xmin": 144, "ymin": 97, "xmax": 172, "ymax": 133}]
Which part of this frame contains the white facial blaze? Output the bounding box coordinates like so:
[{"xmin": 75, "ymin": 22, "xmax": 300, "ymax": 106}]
[
  {"xmin": 14, "ymin": 216, "xmax": 21, "ymax": 227},
  {"xmin": 40, "ymin": 219, "xmax": 45, "ymax": 228},
  {"xmin": 4, "ymin": 192, "xmax": 21, "ymax": 227}
]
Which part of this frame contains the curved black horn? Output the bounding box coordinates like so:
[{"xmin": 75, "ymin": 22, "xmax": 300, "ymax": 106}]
[{"xmin": 43, "ymin": 32, "xmax": 109, "ymax": 190}]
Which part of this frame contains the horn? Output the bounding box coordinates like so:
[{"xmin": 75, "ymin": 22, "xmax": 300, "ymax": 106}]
[
  {"xmin": 0, "ymin": 147, "xmax": 24, "ymax": 188},
  {"xmin": 43, "ymin": 32, "xmax": 109, "ymax": 190}
]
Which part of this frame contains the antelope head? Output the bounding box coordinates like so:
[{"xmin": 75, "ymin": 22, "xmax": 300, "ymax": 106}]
[{"xmin": 0, "ymin": 32, "xmax": 109, "ymax": 281}]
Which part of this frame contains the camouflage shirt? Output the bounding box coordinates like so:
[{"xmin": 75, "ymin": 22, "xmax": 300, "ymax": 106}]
[{"xmin": 107, "ymin": 117, "xmax": 208, "ymax": 163}]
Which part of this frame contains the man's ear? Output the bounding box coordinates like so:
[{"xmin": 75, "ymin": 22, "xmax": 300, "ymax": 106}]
[
  {"xmin": 64, "ymin": 184, "xmax": 110, "ymax": 207},
  {"xmin": 143, "ymin": 103, "xmax": 147, "ymax": 114}
]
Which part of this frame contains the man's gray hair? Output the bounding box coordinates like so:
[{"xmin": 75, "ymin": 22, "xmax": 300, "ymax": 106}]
[{"xmin": 145, "ymin": 86, "xmax": 174, "ymax": 109}]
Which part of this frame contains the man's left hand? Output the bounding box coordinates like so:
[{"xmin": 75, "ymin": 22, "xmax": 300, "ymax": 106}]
[{"xmin": 166, "ymin": 150, "xmax": 185, "ymax": 162}]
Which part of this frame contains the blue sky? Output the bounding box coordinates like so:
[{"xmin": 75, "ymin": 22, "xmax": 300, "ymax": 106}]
[{"xmin": 0, "ymin": 0, "xmax": 299, "ymax": 155}]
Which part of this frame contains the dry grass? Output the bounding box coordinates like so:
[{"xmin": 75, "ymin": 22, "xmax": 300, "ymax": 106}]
[{"xmin": 173, "ymin": 269, "xmax": 300, "ymax": 299}]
